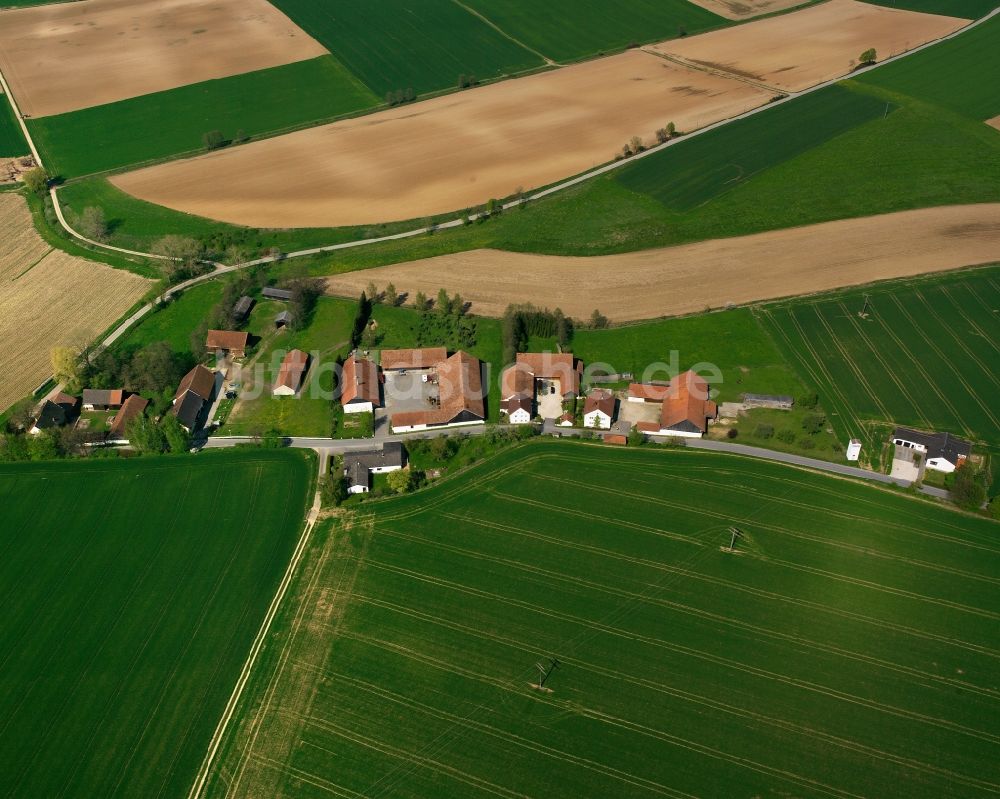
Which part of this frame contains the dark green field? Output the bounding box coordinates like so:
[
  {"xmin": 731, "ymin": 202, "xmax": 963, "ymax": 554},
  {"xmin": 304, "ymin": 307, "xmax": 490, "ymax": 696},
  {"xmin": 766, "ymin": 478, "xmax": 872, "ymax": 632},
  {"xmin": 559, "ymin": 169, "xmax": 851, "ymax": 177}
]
[
  {"xmin": 0, "ymin": 93, "xmax": 28, "ymax": 156},
  {"xmin": 759, "ymin": 266, "xmax": 1000, "ymax": 448},
  {"xmin": 0, "ymin": 449, "xmax": 313, "ymax": 798},
  {"xmin": 30, "ymin": 56, "xmax": 378, "ymax": 178},
  {"xmin": 202, "ymin": 442, "xmax": 1000, "ymax": 798},
  {"xmin": 267, "ymin": 0, "xmax": 544, "ymax": 95},
  {"xmin": 861, "ymin": 0, "xmax": 996, "ymax": 19},
  {"xmin": 462, "ymin": 0, "xmax": 726, "ymax": 62},
  {"xmin": 616, "ymin": 85, "xmax": 890, "ymax": 210},
  {"xmin": 860, "ymin": 13, "xmax": 1000, "ymax": 121}
]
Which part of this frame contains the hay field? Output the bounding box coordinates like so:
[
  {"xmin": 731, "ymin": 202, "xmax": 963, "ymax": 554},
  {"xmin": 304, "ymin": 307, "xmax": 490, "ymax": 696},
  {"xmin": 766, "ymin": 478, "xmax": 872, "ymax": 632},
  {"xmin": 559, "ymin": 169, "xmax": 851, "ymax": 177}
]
[
  {"xmin": 684, "ymin": 0, "xmax": 808, "ymax": 21},
  {"xmin": 201, "ymin": 442, "xmax": 1000, "ymax": 799},
  {"xmin": 649, "ymin": 0, "xmax": 969, "ymax": 92},
  {"xmin": 0, "ymin": 0, "xmax": 327, "ymax": 117},
  {"xmin": 321, "ymin": 204, "xmax": 1000, "ymax": 321},
  {"xmin": 0, "ymin": 194, "xmax": 151, "ymax": 410},
  {"xmin": 111, "ymin": 50, "xmax": 771, "ymax": 228},
  {"xmin": 0, "ymin": 450, "xmax": 312, "ymax": 798}
]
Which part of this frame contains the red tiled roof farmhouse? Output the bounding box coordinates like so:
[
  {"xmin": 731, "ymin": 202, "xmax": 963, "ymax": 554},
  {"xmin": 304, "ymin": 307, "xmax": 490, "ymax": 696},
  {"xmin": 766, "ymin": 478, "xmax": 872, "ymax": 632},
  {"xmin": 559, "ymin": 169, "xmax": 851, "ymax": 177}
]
[
  {"xmin": 341, "ymin": 355, "xmax": 380, "ymax": 406},
  {"xmin": 500, "ymin": 362, "xmax": 534, "ymax": 399},
  {"xmin": 660, "ymin": 370, "xmax": 717, "ymax": 433},
  {"xmin": 274, "ymin": 350, "xmax": 309, "ymax": 394},
  {"xmin": 628, "ymin": 383, "xmax": 672, "ymax": 402},
  {"xmin": 380, "ymin": 347, "xmax": 447, "ymax": 371},
  {"xmin": 205, "ymin": 330, "xmax": 248, "ymax": 354},
  {"xmin": 390, "ymin": 351, "xmax": 484, "ymax": 428},
  {"xmin": 516, "ymin": 352, "xmax": 581, "ymax": 395},
  {"xmin": 109, "ymin": 394, "xmax": 149, "ymax": 437},
  {"xmin": 174, "ymin": 364, "xmax": 215, "ymax": 403},
  {"xmin": 583, "ymin": 389, "xmax": 615, "ymax": 418}
]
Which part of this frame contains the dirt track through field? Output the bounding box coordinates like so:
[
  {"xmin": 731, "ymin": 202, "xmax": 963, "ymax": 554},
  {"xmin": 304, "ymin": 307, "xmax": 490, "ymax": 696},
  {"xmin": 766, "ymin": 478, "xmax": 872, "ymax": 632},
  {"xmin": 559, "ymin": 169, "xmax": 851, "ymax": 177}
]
[
  {"xmin": 684, "ymin": 0, "xmax": 809, "ymax": 21},
  {"xmin": 0, "ymin": 0, "xmax": 327, "ymax": 117},
  {"xmin": 321, "ymin": 205, "xmax": 1000, "ymax": 322},
  {"xmin": 648, "ymin": 0, "xmax": 968, "ymax": 92},
  {"xmin": 111, "ymin": 49, "xmax": 772, "ymax": 228},
  {"xmin": 0, "ymin": 194, "xmax": 151, "ymax": 410},
  {"xmin": 986, "ymin": 115, "xmax": 1000, "ymax": 132}
]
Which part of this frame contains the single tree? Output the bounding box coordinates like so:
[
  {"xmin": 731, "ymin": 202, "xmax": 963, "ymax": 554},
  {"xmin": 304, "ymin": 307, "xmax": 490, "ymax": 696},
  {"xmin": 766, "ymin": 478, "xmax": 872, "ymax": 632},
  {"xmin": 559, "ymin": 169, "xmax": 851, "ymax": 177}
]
[
  {"xmin": 27, "ymin": 431, "xmax": 59, "ymax": 461},
  {"xmin": 386, "ymin": 468, "xmax": 414, "ymax": 494},
  {"xmin": 950, "ymin": 466, "xmax": 987, "ymax": 511},
  {"xmin": 458, "ymin": 73, "xmax": 467, "ymax": 89},
  {"xmin": 859, "ymin": 48, "xmax": 877, "ymax": 65},
  {"xmin": 152, "ymin": 234, "xmax": 202, "ymax": 265},
  {"xmin": 404, "ymin": 87, "xmax": 415, "ymax": 103},
  {"xmin": 235, "ymin": 128, "xmax": 247, "ymax": 143},
  {"xmin": 590, "ymin": 309, "xmax": 608, "ymax": 329},
  {"xmin": 161, "ymin": 414, "xmax": 191, "ymax": 453},
  {"xmin": 202, "ymin": 130, "xmax": 225, "ymax": 150},
  {"xmin": 50, "ymin": 346, "xmax": 81, "ymax": 391},
  {"xmin": 125, "ymin": 415, "xmax": 165, "ymax": 454},
  {"xmin": 22, "ymin": 167, "xmax": 49, "ymax": 197},
  {"xmin": 414, "ymin": 291, "xmax": 428, "ymax": 311},
  {"xmin": 655, "ymin": 127, "xmax": 669, "ymax": 144},
  {"xmin": 666, "ymin": 121, "xmax": 676, "ymax": 137},
  {"xmin": 385, "ymin": 90, "xmax": 395, "ymax": 106},
  {"xmin": 630, "ymin": 135, "xmax": 644, "ymax": 153},
  {"xmin": 78, "ymin": 206, "xmax": 108, "ymax": 241},
  {"xmin": 436, "ymin": 288, "xmax": 452, "ymax": 315},
  {"xmin": 451, "ymin": 292, "xmax": 465, "ymax": 316},
  {"xmin": 367, "ymin": 280, "xmax": 380, "ymax": 304},
  {"xmin": 384, "ymin": 282, "xmax": 398, "ymax": 306}
]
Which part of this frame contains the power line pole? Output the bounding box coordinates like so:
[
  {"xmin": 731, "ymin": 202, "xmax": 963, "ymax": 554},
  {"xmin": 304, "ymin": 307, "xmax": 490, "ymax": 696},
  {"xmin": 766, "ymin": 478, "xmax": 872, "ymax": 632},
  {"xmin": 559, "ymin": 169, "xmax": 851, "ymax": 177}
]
[
  {"xmin": 727, "ymin": 526, "xmax": 743, "ymax": 552},
  {"xmin": 535, "ymin": 658, "xmax": 560, "ymax": 690},
  {"xmin": 861, "ymin": 293, "xmax": 871, "ymax": 317}
]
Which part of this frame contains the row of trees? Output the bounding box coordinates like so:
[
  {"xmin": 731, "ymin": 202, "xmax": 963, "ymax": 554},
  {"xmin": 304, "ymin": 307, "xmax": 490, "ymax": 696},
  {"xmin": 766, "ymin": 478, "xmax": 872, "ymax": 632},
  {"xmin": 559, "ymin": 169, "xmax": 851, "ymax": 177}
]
[
  {"xmin": 385, "ymin": 88, "xmax": 415, "ymax": 107},
  {"xmin": 202, "ymin": 129, "xmax": 249, "ymax": 151},
  {"xmin": 501, "ymin": 304, "xmax": 573, "ymax": 363}
]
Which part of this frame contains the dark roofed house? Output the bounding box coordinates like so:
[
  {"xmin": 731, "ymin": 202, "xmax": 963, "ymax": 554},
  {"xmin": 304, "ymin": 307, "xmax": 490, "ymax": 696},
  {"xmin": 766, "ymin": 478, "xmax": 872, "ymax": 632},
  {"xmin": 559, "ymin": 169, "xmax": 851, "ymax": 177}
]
[
  {"xmin": 892, "ymin": 427, "xmax": 971, "ymax": 473},
  {"xmin": 109, "ymin": 394, "xmax": 149, "ymax": 439},
  {"xmin": 233, "ymin": 295, "xmax": 255, "ymax": 322},
  {"xmin": 206, "ymin": 330, "xmax": 249, "ymax": 358},
  {"xmin": 262, "ymin": 286, "xmax": 293, "ymax": 301},
  {"xmin": 29, "ymin": 400, "xmax": 67, "ymax": 435},
  {"xmin": 82, "ymin": 388, "xmax": 124, "ymax": 411},
  {"xmin": 344, "ymin": 443, "xmax": 407, "ymax": 494},
  {"xmin": 51, "ymin": 391, "xmax": 79, "ymax": 415},
  {"xmin": 503, "ymin": 395, "xmax": 533, "ymax": 425},
  {"xmin": 172, "ymin": 390, "xmax": 206, "ymax": 432},
  {"xmin": 275, "ymin": 310, "xmax": 292, "ymax": 329}
]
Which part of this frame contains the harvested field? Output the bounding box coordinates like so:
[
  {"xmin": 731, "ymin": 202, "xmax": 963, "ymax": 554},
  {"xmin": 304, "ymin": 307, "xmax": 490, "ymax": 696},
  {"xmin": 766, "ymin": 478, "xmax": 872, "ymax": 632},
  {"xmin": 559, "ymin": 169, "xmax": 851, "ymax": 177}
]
[
  {"xmin": 648, "ymin": 0, "xmax": 969, "ymax": 92},
  {"xmin": 684, "ymin": 0, "xmax": 808, "ymax": 21},
  {"xmin": 0, "ymin": 194, "xmax": 151, "ymax": 410},
  {"xmin": 111, "ymin": 50, "xmax": 771, "ymax": 228},
  {"xmin": 0, "ymin": 0, "xmax": 327, "ymax": 117},
  {"xmin": 321, "ymin": 204, "xmax": 1000, "ymax": 322}
]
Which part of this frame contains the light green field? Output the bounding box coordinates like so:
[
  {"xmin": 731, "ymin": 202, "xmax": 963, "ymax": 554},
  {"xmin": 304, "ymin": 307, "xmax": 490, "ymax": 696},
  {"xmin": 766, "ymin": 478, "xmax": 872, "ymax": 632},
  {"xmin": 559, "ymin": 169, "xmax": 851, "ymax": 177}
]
[
  {"xmin": 0, "ymin": 93, "xmax": 28, "ymax": 156},
  {"xmin": 759, "ymin": 266, "xmax": 1000, "ymax": 448},
  {"xmin": 201, "ymin": 441, "xmax": 1000, "ymax": 798},
  {"xmin": 0, "ymin": 449, "xmax": 313, "ymax": 798}
]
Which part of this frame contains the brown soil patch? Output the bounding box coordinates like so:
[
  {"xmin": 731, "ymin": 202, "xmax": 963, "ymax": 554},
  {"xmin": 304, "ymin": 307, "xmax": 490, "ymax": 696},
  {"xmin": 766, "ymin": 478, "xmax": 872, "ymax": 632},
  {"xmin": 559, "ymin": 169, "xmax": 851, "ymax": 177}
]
[
  {"xmin": 321, "ymin": 205, "xmax": 1000, "ymax": 323},
  {"xmin": 648, "ymin": 0, "xmax": 968, "ymax": 92},
  {"xmin": 986, "ymin": 115, "xmax": 1000, "ymax": 132},
  {"xmin": 684, "ymin": 0, "xmax": 809, "ymax": 21},
  {"xmin": 111, "ymin": 50, "xmax": 772, "ymax": 228},
  {"xmin": 0, "ymin": 194, "xmax": 152, "ymax": 410},
  {"xmin": 0, "ymin": 0, "xmax": 327, "ymax": 117}
]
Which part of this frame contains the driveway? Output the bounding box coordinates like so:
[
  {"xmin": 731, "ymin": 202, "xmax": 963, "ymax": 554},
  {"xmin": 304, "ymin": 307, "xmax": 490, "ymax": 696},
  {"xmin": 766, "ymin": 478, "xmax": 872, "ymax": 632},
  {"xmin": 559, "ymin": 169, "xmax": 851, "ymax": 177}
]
[
  {"xmin": 889, "ymin": 447, "xmax": 922, "ymax": 483},
  {"xmin": 537, "ymin": 382, "xmax": 563, "ymax": 419}
]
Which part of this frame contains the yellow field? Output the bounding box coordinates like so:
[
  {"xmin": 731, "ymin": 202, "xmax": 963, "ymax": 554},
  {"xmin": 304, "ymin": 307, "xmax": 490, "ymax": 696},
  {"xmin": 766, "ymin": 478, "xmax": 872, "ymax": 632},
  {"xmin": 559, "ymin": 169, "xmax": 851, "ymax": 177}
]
[{"xmin": 0, "ymin": 194, "xmax": 152, "ymax": 410}]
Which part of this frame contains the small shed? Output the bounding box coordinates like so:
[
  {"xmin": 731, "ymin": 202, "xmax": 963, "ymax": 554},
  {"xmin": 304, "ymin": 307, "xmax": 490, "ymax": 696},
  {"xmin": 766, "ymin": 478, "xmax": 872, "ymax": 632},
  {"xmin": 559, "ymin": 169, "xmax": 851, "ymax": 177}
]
[
  {"xmin": 275, "ymin": 310, "xmax": 293, "ymax": 329},
  {"xmin": 263, "ymin": 286, "xmax": 293, "ymax": 301},
  {"xmin": 232, "ymin": 295, "xmax": 254, "ymax": 322},
  {"xmin": 742, "ymin": 393, "xmax": 794, "ymax": 410}
]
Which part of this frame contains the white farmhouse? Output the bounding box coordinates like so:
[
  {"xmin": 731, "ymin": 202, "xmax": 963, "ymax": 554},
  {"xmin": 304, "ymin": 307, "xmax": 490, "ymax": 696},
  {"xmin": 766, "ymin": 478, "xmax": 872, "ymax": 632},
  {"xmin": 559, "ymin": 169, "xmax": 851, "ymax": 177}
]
[
  {"xmin": 583, "ymin": 389, "xmax": 615, "ymax": 429},
  {"xmin": 892, "ymin": 427, "xmax": 971, "ymax": 473}
]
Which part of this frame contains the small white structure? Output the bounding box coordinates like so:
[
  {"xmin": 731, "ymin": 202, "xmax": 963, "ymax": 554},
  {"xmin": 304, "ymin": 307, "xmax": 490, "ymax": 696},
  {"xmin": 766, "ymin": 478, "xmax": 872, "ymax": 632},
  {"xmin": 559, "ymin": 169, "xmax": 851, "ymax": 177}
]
[{"xmin": 846, "ymin": 438, "xmax": 862, "ymax": 461}]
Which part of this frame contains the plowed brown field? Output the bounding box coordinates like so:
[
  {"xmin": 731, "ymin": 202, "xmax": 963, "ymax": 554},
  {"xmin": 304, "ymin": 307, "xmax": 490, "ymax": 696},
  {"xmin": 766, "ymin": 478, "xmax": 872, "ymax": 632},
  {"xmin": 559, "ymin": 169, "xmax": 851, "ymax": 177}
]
[
  {"xmin": 321, "ymin": 205, "xmax": 1000, "ymax": 322},
  {"xmin": 0, "ymin": 194, "xmax": 152, "ymax": 410},
  {"xmin": 110, "ymin": 50, "xmax": 772, "ymax": 228},
  {"xmin": 649, "ymin": 0, "xmax": 968, "ymax": 92},
  {"xmin": 0, "ymin": 0, "xmax": 326, "ymax": 117}
]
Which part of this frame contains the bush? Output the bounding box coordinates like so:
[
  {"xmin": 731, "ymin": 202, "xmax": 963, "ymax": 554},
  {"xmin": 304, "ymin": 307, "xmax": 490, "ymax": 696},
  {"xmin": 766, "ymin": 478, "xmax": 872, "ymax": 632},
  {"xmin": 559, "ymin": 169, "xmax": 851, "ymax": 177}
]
[
  {"xmin": 726, "ymin": 428, "xmax": 738, "ymax": 439},
  {"xmin": 950, "ymin": 466, "xmax": 987, "ymax": 511},
  {"xmin": 989, "ymin": 497, "xmax": 1000, "ymax": 521},
  {"xmin": 801, "ymin": 413, "xmax": 826, "ymax": 435},
  {"xmin": 202, "ymin": 130, "xmax": 225, "ymax": 150},
  {"xmin": 798, "ymin": 437, "xmax": 816, "ymax": 450},
  {"xmin": 797, "ymin": 393, "xmax": 819, "ymax": 410},
  {"xmin": 776, "ymin": 429, "xmax": 796, "ymax": 444},
  {"xmin": 753, "ymin": 424, "xmax": 774, "ymax": 439}
]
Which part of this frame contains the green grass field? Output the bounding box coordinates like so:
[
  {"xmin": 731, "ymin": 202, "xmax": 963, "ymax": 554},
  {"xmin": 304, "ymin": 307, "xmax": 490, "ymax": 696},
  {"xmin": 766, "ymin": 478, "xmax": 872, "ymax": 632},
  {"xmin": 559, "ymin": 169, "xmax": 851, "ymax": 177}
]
[
  {"xmin": 31, "ymin": 56, "xmax": 378, "ymax": 178},
  {"xmin": 615, "ymin": 86, "xmax": 890, "ymax": 210},
  {"xmin": 201, "ymin": 441, "xmax": 1000, "ymax": 798},
  {"xmin": 860, "ymin": 14, "xmax": 1000, "ymax": 121},
  {"xmin": 0, "ymin": 93, "xmax": 28, "ymax": 156},
  {"xmin": 0, "ymin": 449, "xmax": 313, "ymax": 798},
  {"xmin": 462, "ymin": 0, "xmax": 726, "ymax": 62},
  {"xmin": 120, "ymin": 281, "xmax": 224, "ymax": 356},
  {"xmin": 267, "ymin": 0, "xmax": 544, "ymax": 96},
  {"xmin": 759, "ymin": 266, "xmax": 1000, "ymax": 448}
]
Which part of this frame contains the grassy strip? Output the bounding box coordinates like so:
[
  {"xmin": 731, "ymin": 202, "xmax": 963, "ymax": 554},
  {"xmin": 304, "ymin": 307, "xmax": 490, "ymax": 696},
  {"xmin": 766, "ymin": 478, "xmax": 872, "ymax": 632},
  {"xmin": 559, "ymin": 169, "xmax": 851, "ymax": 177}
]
[
  {"xmin": 0, "ymin": 449, "xmax": 313, "ymax": 798},
  {"xmin": 0, "ymin": 90, "xmax": 28, "ymax": 156},
  {"xmin": 29, "ymin": 56, "xmax": 378, "ymax": 178},
  {"xmin": 267, "ymin": 0, "xmax": 543, "ymax": 96},
  {"xmin": 462, "ymin": 0, "xmax": 726, "ymax": 62},
  {"xmin": 859, "ymin": 13, "xmax": 1000, "ymax": 120}
]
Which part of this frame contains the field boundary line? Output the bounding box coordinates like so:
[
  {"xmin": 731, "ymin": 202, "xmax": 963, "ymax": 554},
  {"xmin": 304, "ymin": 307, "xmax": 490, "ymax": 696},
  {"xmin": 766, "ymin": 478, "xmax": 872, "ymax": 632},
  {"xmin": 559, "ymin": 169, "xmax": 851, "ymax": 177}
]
[
  {"xmin": 449, "ymin": 0, "xmax": 559, "ymax": 65},
  {"xmin": 911, "ymin": 289, "xmax": 1000, "ymax": 385},
  {"xmin": 186, "ymin": 501, "xmax": 318, "ymax": 799}
]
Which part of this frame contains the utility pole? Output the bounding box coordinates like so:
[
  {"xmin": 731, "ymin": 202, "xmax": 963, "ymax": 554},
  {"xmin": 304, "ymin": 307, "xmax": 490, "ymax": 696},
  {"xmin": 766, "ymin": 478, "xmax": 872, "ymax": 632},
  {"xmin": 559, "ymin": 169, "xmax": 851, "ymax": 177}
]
[
  {"xmin": 861, "ymin": 293, "xmax": 871, "ymax": 317},
  {"xmin": 727, "ymin": 527, "xmax": 743, "ymax": 552},
  {"xmin": 535, "ymin": 658, "xmax": 560, "ymax": 690}
]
